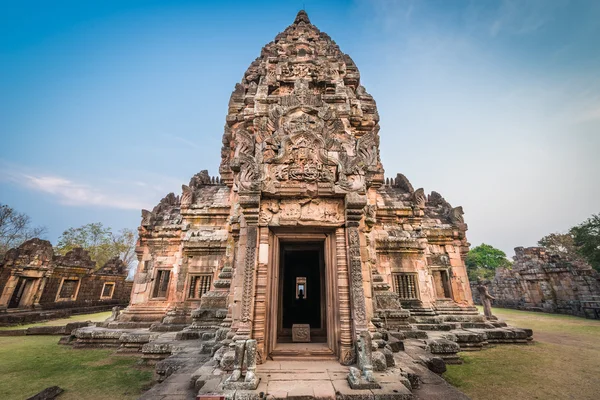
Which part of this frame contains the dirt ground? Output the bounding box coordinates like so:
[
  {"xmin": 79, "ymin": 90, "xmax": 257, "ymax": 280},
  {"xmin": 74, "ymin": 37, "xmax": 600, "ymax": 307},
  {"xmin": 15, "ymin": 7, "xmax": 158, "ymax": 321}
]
[{"xmin": 444, "ymin": 307, "xmax": 600, "ymax": 400}]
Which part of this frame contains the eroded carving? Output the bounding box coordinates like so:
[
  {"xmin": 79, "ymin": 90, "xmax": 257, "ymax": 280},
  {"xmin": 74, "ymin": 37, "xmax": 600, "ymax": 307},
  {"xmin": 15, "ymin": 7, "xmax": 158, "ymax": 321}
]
[{"xmin": 259, "ymin": 198, "xmax": 343, "ymax": 225}]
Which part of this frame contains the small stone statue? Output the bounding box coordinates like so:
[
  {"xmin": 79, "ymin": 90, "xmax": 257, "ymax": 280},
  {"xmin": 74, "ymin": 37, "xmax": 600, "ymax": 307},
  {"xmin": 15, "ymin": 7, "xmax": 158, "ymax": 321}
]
[
  {"xmin": 105, "ymin": 306, "xmax": 120, "ymax": 323},
  {"xmin": 347, "ymin": 331, "xmax": 380, "ymax": 389},
  {"xmin": 223, "ymin": 339, "xmax": 260, "ymax": 390},
  {"xmin": 477, "ymin": 279, "xmax": 496, "ymax": 320}
]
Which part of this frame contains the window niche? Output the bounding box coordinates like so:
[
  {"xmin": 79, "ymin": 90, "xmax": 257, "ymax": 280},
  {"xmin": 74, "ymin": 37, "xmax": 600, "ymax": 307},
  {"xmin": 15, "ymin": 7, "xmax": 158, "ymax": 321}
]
[
  {"xmin": 187, "ymin": 274, "xmax": 212, "ymax": 299},
  {"xmin": 152, "ymin": 270, "xmax": 171, "ymax": 299},
  {"xmin": 56, "ymin": 278, "xmax": 81, "ymax": 301},
  {"xmin": 100, "ymin": 282, "xmax": 115, "ymax": 299},
  {"xmin": 295, "ymin": 276, "xmax": 307, "ymax": 299},
  {"xmin": 392, "ymin": 273, "xmax": 419, "ymax": 300}
]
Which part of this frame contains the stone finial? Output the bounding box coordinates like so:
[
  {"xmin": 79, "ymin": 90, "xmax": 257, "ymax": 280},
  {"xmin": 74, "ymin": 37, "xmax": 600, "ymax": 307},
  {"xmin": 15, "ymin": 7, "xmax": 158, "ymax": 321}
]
[
  {"xmin": 294, "ymin": 10, "xmax": 311, "ymax": 24},
  {"xmin": 395, "ymin": 173, "xmax": 414, "ymax": 193},
  {"xmin": 411, "ymin": 188, "xmax": 426, "ymax": 208},
  {"xmin": 141, "ymin": 209, "xmax": 153, "ymax": 226},
  {"xmin": 448, "ymin": 206, "xmax": 465, "ymax": 224},
  {"xmin": 181, "ymin": 184, "xmax": 193, "ymax": 206},
  {"xmin": 189, "ymin": 170, "xmax": 211, "ymax": 188}
]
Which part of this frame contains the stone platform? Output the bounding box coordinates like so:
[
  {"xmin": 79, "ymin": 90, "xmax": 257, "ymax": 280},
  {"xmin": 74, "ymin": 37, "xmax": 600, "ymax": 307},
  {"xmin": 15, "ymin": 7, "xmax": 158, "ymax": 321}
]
[{"xmin": 68, "ymin": 304, "xmax": 533, "ymax": 400}]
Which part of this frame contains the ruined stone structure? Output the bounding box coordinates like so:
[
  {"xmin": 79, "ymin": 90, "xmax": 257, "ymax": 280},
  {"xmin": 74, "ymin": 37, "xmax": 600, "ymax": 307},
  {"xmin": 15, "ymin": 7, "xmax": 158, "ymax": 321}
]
[
  {"xmin": 120, "ymin": 9, "xmax": 476, "ymax": 362},
  {"xmin": 0, "ymin": 239, "xmax": 132, "ymax": 324},
  {"xmin": 472, "ymin": 247, "xmax": 600, "ymax": 319}
]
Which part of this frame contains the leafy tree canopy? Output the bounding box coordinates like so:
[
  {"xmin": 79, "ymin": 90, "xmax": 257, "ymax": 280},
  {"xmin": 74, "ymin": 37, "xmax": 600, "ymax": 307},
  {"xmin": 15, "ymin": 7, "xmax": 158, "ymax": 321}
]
[
  {"xmin": 570, "ymin": 213, "xmax": 600, "ymax": 272},
  {"xmin": 56, "ymin": 222, "xmax": 136, "ymax": 270},
  {"xmin": 538, "ymin": 232, "xmax": 580, "ymax": 260},
  {"xmin": 465, "ymin": 243, "xmax": 511, "ymax": 281},
  {"xmin": 0, "ymin": 203, "xmax": 47, "ymax": 261}
]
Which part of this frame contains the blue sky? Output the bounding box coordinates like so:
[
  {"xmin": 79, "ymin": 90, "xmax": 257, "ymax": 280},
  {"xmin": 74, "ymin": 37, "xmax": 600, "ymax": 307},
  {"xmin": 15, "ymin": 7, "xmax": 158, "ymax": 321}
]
[{"xmin": 1, "ymin": 0, "xmax": 599, "ymax": 257}]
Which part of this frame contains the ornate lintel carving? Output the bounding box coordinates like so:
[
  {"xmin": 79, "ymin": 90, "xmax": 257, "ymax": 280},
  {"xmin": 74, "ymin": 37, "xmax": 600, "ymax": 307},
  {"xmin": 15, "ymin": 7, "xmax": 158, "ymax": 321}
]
[{"xmin": 259, "ymin": 198, "xmax": 343, "ymax": 226}]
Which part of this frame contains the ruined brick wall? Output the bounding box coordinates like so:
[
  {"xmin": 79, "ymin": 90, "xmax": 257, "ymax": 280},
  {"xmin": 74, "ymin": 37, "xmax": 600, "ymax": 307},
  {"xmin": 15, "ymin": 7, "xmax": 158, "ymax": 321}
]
[
  {"xmin": 0, "ymin": 240, "xmax": 132, "ymax": 312},
  {"xmin": 471, "ymin": 247, "xmax": 600, "ymax": 319},
  {"xmin": 38, "ymin": 271, "xmax": 130, "ymax": 309}
]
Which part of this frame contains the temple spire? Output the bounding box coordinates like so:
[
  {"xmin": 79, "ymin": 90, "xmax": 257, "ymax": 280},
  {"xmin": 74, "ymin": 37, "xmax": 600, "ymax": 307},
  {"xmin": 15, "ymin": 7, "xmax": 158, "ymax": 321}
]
[{"xmin": 294, "ymin": 10, "xmax": 310, "ymax": 24}]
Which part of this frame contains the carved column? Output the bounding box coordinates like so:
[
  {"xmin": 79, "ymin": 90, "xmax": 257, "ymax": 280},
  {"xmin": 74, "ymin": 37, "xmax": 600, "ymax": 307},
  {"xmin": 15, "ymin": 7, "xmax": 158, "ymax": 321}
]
[
  {"xmin": 336, "ymin": 228, "xmax": 354, "ymax": 365},
  {"xmin": 345, "ymin": 193, "xmax": 368, "ymax": 333},
  {"xmin": 234, "ymin": 191, "xmax": 260, "ymax": 340}
]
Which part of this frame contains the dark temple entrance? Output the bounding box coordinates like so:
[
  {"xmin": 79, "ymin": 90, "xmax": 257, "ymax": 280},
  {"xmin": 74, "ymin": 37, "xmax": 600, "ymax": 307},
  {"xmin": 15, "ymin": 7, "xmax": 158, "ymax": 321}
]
[
  {"xmin": 278, "ymin": 243, "xmax": 326, "ymax": 343},
  {"xmin": 8, "ymin": 277, "xmax": 37, "ymax": 309}
]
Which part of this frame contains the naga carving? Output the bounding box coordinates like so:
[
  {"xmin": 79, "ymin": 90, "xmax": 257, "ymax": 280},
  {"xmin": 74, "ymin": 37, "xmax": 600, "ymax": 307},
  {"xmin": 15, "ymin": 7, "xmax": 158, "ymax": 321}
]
[
  {"xmin": 411, "ymin": 188, "xmax": 426, "ymax": 208},
  {"xmin": 448, "ymin": 206, "xmax": 465, "ymax": 224}
]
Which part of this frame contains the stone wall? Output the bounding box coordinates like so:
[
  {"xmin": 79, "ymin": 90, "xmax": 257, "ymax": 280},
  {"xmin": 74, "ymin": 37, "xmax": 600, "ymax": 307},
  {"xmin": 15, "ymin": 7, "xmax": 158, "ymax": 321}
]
[
  {"xmin": 472, "ymin": 247, "xmax": 600, "ymax": 319},
  {"xmin": 0, "ymin": 239, "xmax": 133, "ymax": 320}
]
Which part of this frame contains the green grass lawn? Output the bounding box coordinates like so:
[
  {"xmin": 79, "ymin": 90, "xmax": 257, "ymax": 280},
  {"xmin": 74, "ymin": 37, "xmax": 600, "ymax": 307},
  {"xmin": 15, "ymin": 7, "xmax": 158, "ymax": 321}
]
[
  {"xmin": 0, "ymin": 311, "xmax": 111, "ymax": 331},
  {"xmin": 0, "ymin": 336, "xmax": 153, "ymax": 400},
  {"xmin": 444, "ymin": 306, "xmax": 600, "ymax": 400}
]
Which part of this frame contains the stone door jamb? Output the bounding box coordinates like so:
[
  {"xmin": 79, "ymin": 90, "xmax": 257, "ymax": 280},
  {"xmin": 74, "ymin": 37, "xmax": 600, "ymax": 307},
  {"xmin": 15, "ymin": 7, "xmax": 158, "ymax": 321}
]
[{"xmin": 264, "ymin": 228, "xmax": 341, "ymax": 360}]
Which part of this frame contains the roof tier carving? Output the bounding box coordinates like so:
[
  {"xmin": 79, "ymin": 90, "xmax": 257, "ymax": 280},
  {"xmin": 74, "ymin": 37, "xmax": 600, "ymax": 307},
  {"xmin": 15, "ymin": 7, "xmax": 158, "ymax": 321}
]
[{"xmin": 220, "ymin": 10, "xmax": 384, "ymax": 196}]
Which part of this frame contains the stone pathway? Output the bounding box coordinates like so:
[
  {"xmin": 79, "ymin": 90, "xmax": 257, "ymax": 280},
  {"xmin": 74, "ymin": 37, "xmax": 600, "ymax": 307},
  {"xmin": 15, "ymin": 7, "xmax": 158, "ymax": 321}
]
[
  {"xmin": 256, "ymin": 360, "xmax": 348, "ymax": 399},
  {"xmin": 140, "ymin": 340, "xmax": 209, "ymax": 400}
]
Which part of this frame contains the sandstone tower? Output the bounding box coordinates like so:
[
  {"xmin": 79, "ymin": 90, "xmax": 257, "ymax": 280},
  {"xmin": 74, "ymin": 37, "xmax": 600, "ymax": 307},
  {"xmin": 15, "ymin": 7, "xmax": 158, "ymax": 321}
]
[{"xmin": 119, "ymin": 10, "xmax": 475, "ymax": 365}]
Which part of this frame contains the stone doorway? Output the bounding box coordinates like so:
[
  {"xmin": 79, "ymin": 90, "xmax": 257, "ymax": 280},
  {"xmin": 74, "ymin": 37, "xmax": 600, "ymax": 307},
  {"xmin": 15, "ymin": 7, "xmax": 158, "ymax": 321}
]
[
  {"xmin": 8, "ymin": 277, "xmax": 36, "ymax": 309},
  {"xmin": 433, "ymin": 269, "xmax": 453, "ymax": 299},
  {"xmin": 264, "ymin": 229, "xmax": 345, "ymax": 361},
  {"xmin": 277, "ymin": 243, "xmax": 326, "ymax": 343}
]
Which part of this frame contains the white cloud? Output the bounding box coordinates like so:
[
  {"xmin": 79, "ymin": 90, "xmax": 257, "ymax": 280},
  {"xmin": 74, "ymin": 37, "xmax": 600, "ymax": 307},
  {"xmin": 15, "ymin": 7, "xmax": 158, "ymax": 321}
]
[
  {"xmin": 0, "ymin": 163, "xmax": 156, "ymax": 210},
  {"xmin": 21, "ymin": 174, "xmax": 150, "ymax": 210}
]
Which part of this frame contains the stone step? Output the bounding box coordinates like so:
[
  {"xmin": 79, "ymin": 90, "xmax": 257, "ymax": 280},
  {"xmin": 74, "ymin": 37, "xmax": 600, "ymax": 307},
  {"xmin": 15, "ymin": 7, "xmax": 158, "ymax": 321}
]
[
  {"xmin": 439, "ymin": 314, "xmax": 485, "ymax": 323},
  {"xmin": 435, "ymin": 309, "xmax": 479, "ymax": 315},
  {"xmin": 460, "ymin": 322, "xmax": 495, "ymax": 329},
  {"xmin": 269, "ymin": 354, "xmax": 338, "ymax": 361},
  {"xmin": 149, "ymin": 323, "xmax": 188, "ymax": 332},
  {"xmin": 269, "ymin": 347, "xmax": 337, "ymax": 361},
  {"xmin": 410, "ymin": 317, "xmax": 441, "ymax": 324},
  {"xmin": 414, "ymin": 323, "xmax": 457, "ymax": 331},
  {"xmin": 402, "ymin": 330, "xmax": 429, "ymax": 339}
]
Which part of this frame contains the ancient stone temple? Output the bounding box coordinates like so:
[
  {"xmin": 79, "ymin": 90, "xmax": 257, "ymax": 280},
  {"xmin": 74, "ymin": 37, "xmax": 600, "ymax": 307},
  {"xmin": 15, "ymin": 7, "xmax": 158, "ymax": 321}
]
[
  {"xmin": 472, "ymin": 247, "xmax": 600, "ymax": 319},
  {"xmin": 120, "ymin": 9, "xmax": 476, "ymax": 363},
  {"xmin": 85, "ymin": 11, "xmax": 533, "ymax": 398},
  {"xmin": 0, "ymin": 239, "xmax": 132, "ymax": 325}
]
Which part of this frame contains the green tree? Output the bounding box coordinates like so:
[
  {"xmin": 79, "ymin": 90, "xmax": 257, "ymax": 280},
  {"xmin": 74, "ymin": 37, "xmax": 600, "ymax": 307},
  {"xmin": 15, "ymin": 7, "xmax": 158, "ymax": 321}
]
[
  {"xmin": 538, "ymin": 232, "xmax": 581, "ymax": 260},
  {"xmin": 465, "ymin": 243, "xmax": 512, "ymax": 281},
  {"xmin": 56, "ymin": 223, "xmax": 136, "ymax": 270},
  {"xmin": 0, "ymin": 203, "xmax": 47, "ymax": 261},
  {"xmin": 570, "ymin": 213, "xmax": 600, "ymax": 272}
]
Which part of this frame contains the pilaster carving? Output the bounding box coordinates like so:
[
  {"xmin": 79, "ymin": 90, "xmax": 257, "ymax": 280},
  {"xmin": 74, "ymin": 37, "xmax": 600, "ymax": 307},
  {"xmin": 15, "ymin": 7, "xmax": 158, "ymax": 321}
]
[
  {"xmin": 237, "ymin": 225, "xmax": 257, "ymax": 338},
  {"xmin": 345, "ymin": 192, "xmax": 368, "ymax": 333}
]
